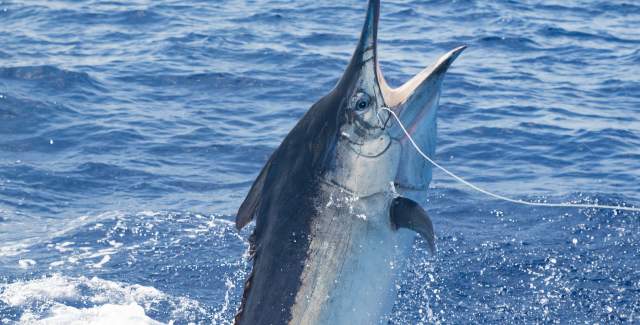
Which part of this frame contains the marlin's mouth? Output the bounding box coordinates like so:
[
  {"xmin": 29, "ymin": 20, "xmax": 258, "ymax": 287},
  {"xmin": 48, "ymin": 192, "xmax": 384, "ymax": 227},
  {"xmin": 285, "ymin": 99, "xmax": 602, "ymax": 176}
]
[{"xmin": 331, "ymin": 0, "xmax": 465, "ymax": 197}]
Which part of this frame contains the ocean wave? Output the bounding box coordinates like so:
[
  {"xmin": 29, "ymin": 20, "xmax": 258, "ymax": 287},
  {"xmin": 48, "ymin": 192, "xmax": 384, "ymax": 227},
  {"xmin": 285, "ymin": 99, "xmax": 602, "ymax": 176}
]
[
  {"xmin": 478, "ymin": 36, "xmax": 542, "ymax": 51},
  {"xmin": 299, "ymin": 32, "xmax": 349, "ymax": 46},
  {"xmin": 116, "ymin": 72, "xmax": 285, "ymax": 92},
  {"xmin": 35, "ymin": 7, "xmax": 168, "ymax": 26},
  {"xmin": 111, "ymin": 9, "xmax": 167, "ymax": 25},
  {"xmin": 0, "ymin": 66, "xmax": 102, "ymax": 91},
  {"xmin": 539, "ymin": 26, "xmax": 639, "ymax": 45},
  {"xmin": 0, "ymin": 211, "xmax": 247, "ymax": 322},
  {"xmin": 596, "ymin": 2, "xmax": 640, "ymax": 15},
  {"xmin": 0, "ymin": 274, "xmax": 205, "ymax": 324},
  {"xmin": 231, "ymin": 12, "xmax": 286, "ymax": 24}
]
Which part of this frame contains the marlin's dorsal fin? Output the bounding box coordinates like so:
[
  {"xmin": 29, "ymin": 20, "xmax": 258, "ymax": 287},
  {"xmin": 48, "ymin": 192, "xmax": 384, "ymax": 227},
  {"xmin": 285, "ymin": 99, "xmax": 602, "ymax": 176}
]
[
  {"xmin": 236, "ymin": 157, "xmax": 272, "ymax": 230},
  {"xmin": 390, "ymin": 197, "xmax": 436, "ymax": 254}
]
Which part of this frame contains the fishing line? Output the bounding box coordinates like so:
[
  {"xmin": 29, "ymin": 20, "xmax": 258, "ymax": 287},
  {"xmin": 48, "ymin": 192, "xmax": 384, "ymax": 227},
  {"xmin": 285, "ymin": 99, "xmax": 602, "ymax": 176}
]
[{"xmin": 382, "ymin": 107, "xmax": 640, "ymax": 213}]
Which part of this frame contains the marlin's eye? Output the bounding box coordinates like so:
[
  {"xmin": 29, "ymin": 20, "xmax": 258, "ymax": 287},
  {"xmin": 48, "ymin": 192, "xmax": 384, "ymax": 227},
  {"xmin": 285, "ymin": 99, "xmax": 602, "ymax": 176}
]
[
  {"xmin": 352, "ymin": 92, "xmax": 371, "ymax": 111},
  {"xmin": 357, "ymin": 99, "xmax": 368, "ymax": 110}
]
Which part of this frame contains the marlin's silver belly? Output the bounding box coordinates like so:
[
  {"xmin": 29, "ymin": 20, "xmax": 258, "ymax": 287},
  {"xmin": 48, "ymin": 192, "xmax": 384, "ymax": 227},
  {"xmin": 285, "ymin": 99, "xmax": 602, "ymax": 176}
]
[
  {"xmin": 288, "ymin": 184, "xmax": 414, "ymax": 324},
  {"xmin": 287, "ymin": 126, "xmax": 414, "ymax": 324}
]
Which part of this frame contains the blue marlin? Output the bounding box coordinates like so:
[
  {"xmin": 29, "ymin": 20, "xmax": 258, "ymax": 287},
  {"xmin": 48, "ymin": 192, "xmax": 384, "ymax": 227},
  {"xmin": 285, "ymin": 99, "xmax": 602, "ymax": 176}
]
[{"xmin": 234, "ymin": 0, "xmax": 465, "ymax": 323}]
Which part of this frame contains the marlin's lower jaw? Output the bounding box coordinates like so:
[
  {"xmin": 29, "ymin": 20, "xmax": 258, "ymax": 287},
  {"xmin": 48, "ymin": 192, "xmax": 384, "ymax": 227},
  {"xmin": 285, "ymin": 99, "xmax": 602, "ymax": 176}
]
[{"xmin": 388, "ymin": 45, "xmax": 467, "ymax": 134}]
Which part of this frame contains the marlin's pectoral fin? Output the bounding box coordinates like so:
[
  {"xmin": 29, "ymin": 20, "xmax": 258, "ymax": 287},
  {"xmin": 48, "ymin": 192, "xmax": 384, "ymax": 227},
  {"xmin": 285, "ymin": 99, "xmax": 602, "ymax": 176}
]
[{"xmin": 390, "ymin": 197, "xmax": 436, "ymax": 254}]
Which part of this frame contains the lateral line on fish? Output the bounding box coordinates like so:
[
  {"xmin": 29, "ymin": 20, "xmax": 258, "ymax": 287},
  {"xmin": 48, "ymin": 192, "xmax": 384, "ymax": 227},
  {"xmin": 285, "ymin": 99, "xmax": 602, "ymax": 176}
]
[{"xmin": 383, "ymin": 107, "xmax": 640, "ymax": 213}]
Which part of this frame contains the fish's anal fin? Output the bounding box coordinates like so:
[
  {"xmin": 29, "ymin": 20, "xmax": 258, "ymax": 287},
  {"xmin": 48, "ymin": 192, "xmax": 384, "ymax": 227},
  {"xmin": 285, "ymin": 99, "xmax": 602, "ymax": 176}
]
[{"xmin": 390, "ymin": 197, "xmax": 436, "ymax": 254}]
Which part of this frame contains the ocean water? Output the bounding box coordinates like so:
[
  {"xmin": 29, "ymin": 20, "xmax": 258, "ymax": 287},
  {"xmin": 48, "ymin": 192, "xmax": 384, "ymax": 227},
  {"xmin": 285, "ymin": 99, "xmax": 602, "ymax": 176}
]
[{"xmin": 0, "ymin": 0, "xmax": 639, "ymax": 323}]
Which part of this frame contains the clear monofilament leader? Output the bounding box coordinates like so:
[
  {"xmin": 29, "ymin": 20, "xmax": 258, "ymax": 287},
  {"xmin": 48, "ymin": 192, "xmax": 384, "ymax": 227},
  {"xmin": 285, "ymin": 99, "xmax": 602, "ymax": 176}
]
[{"xmin": 382, "ymin": 107, "xmax": 640, "ymax": 213}]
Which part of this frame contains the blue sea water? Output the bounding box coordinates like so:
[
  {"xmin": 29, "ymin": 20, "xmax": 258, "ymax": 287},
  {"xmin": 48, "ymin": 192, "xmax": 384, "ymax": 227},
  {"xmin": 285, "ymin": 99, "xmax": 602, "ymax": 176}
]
[{"xmin": 0, "ymin": 0, "xmax": 639, "ymax": 323}]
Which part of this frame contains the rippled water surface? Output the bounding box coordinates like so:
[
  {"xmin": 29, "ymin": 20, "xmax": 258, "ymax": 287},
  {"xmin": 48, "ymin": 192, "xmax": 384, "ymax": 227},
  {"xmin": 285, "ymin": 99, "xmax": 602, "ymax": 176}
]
[{"xmin": 1, "ymin": 0, "xmax": 639, "ymax": 324}]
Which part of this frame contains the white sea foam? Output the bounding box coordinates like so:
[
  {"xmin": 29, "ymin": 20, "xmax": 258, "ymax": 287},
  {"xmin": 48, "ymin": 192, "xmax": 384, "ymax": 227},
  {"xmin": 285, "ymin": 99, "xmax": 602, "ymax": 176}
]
[
  {"xmin": 0, "ymin": 211, "xmax": 242, "ymax": 323},
  {"xmin": 0, "ymin": 242, "xmax": 30, "ymax": 257},
  {"xmin": 17, "ymin": 259, "xmax": 36, "ymax": 269},
  {"xmin": 91, "ymin": 255, "xmax": 111, "ymax": 268},
  {"xmin": 1, "ymin": 275, "xmax": 78, "ymax": 307},
  {"xmin": 0, "ymin": 211, "xmax": 123, "ymax": 257},
  {"xmin": 20, "ymin": 303, "xmax": 163, "ymax": 325},
  {"xmin": 0, "ymin": 274, "xmax": 206, "ymax": 324}
]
